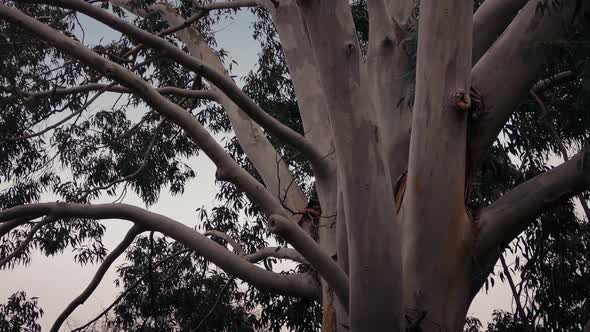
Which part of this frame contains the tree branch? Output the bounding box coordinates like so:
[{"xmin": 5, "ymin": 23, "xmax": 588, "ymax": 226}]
[
  {"xmin": 0, "ymin": 217, "xmax": 53, "ymax": 269},
  {"xmin": 532, "ymin": 70, "xmax": 576, "ymax": 93},
  {"xmin": 475, "ymin": 149, "xmax": 590, "ymax": 258},
  {"xmin": 246, "ymin": 246, "xmax": 307, "ymax": 264},
  {"xmin": 125, "ymin": 0, "xmax": 308, "ymax": 212},
  {"xmin": 472, "ymin": 0, "xmax": 528, "ymax": 64},
  {"xmin": 50, "ymin": 225, "xmax": 142, "ymax": 332},
  {"xmin": 269, "ymin": 214, "xmax": 348, "ymax": 311},
  {"xmin": 0, "ymin": 5, "xmax": 345, "ymax": 299},
  {"xmin": 499, "ymin": 254, "xmax": 527, "ymax": 323},
  {"xmin": 468, "ymin": 0, "xmax": 585, "ymax": 175},
  {"xmin": 40, "ymin": 0, "xmax": 325, "ymax": 166},
  {"xmin": 0, "ymin": 217, "xmax": 35, "ymax": 239},
  {"xmin": 0, "ymin": 202, "xmax": 320, "ymax": 299},
  {"xmin": 204, "ymin": 230, "xmax": 245, "ymax": 256},
  {"xmin": 20, "ymin": 83, "xmax": 220, "ymax": 101}
]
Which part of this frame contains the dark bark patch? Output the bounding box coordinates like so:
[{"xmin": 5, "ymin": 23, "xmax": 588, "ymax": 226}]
[{"xmin": 393, "ymin": 170, "xmax": 408, "ymax": 213}]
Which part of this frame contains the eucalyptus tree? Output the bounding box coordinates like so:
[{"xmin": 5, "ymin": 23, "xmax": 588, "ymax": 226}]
[{"xmin": 0, "ymin": 0, "xmax": 589, "ymax": 331}]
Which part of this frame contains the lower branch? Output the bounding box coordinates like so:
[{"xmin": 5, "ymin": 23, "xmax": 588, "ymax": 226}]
[
  {"xmin": 269, "ymin": 214, "xmax": 348, "ymax": 310},
  {"xmin": 50, "ymin": 225, "xmax": 142, "ymax": 332},
  {"xmin": 0, "ymin": 202, "xmax": 320, "ymax": 299},
  {"xmin": 475, "ymin": 149, "xmax": 590, "ymax": 258}
]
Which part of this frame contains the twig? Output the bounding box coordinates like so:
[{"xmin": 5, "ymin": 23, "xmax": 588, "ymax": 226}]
[
  {"xmin": 499, "ymin": 254, "xmax": 528, "ymax": 324},
  {"xmin": 190, "ymin": 276, "xmax": 235, "ymax": 331},
  {"xmin": 0, "ymin": 216, "xmax": 53, "ymax": 268},
  {"xmin": 72, "ymin": 248, "xmax": 191, "ymax": 332},
  {"xmin": 77, "ymin": 120, "xmax": 164, "ymax": 198}
]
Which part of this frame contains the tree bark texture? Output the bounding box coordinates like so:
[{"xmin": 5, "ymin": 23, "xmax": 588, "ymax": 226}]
[{"xmin": 1, "ymin": 0, "xmax": 589, "ymax": 331}]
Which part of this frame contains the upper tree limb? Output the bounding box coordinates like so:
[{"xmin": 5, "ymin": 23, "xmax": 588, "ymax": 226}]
[
  {"xmin": 468, "ymin": 0, "xmax": 585, "ymax": 172},
  {"xmin": 0, "ymin": 4, "xmax": 348, "ymax": 306}
]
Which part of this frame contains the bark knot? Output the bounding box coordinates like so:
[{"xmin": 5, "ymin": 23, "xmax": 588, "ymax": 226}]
[
  {"xmin": 450, "ymin": 89, "xmax": 471, "ymax": 111},
  {"xmin": 345, "ymin": 42, "xmax": 356, "ymax": 57}
]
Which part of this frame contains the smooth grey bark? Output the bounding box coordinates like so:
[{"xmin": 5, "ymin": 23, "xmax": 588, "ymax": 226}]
[
  {"xmin": 468, "ymin": 0, "xmax": 585, "ymax": 175},
  {"xmin": 2, "ymin": 0, "xmax": 589, "ymax": 331},
  {"xmin": 0, "ymin": 2, "xmax": 353, "ymax": 305},
  {"xmin": 402, "ymin": 1, "xmax": 474, "ymax": 330}
]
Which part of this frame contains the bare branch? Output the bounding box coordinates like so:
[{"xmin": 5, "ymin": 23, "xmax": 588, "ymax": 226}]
[
  {"xmin": 20, "ymin": 83, "xmax": 220, "ymax": 101},
  {"xmin": 44, "ymin": 0, "xmax": 325, "ymax": 166},
  {"xmin": 204, "ymin": 230, "xmax": 246, "ymax": 256},
  {"xmin": 475, "ymin": 149, "xmax": 590, "ymax": 258},
  {"xmin": 0, "ymin": 6, "xmax": 346, "ymax": 299},
  {"xmin": 50, "ymin": 225, "xmax": 142, "ymax": 332},
  {"xmin": 468, "ymin": 0, "xmax": 584, "ymax": 175},
  {"xmin": 0, "ymin": 202, "xmax": 320, "ymax": 299},
  {"xmin": 499, "ymin": 254, "xmax": 527, "ymax": 323},
  {"xmin": 269, "ymin": 214, "xmax": 348, "ymax": 310},
  {"xmin": 5, "ymin": 82, "xmax": 117, "ymax": 142},
  {"xmin": 0, "ymin": 217, "xmax": 53, "ymax": 269},
  {"xmin": 472, "ymin": 0, "xmax": 528, "ymax": 64},
  {"xmin": 532, "ymin": 70, "xmax": 576, "ymax": 93}
]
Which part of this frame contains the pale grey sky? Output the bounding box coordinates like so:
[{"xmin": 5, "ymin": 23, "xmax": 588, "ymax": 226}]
[{"xmin": 0, "ymin": 5, "xmax": 514, "ymax": 331}]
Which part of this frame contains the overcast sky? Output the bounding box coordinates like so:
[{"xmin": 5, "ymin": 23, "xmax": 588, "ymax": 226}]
[{"xmin": 0, "ymin": 6, "xmax": 514, "ymax": 330}]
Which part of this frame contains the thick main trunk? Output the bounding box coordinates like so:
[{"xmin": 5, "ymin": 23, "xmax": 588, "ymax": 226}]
[{"xmin": 400, "ymin": 0, "xmax": 474, "ymax": 330}]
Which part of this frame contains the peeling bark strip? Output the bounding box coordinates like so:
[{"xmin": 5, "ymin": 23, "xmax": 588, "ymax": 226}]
[{"xmin": 2, "ymin": 0, "xmax": 590, "ymax": 330}]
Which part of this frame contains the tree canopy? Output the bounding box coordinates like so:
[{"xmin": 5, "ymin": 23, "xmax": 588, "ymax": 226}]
[{"xmin": 1, "ymin": 0, "xmax": 590, "ymax": 331}]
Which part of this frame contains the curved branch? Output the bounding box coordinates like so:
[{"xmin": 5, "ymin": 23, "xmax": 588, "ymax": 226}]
[
  {"xmin": 0, "ymin": 3, "xmax": 344, "ymax": 300},
  {"xmin": 472, "ymin": 0, "xmax": 528, "ymax": 64},
  {"xmin": 43, "ymin": 0, "xmax": 325, "ymax": 166},
  {"xmin": 468, "ymin": 0, "xmax": 585, "ymax": 174},
  {"xmin": 21, "ymin": 83, "xmax": 221, "ymax": 101},
  {"xmin": 532, "ymin": 70, "xmax": 576, "ymax": 93},
  {"xmin": 50, "ymin": 225, "xmax": 142, "ymax": 332},
  {"xmin": 204, "ymin": 230, "xmax": 245, "ymax": 256},
  {"xmin": 0, "ymin": 202, "xmax": 320, "ymax": 299},
  {"xmin": 269, "ymin": 214, "xmax": 349, "ymax": 309},
  {"xmin": 0, "ymin": 217, "xmax": 53, "ymax": 268},
  {"xmin": 475, "ymin": 149, "xmax": 590, "ymax": 258},
  {"xmin": 0, "ymin": 217, "xmax": 35, "ymax": 239}
]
